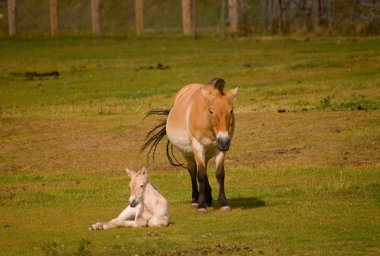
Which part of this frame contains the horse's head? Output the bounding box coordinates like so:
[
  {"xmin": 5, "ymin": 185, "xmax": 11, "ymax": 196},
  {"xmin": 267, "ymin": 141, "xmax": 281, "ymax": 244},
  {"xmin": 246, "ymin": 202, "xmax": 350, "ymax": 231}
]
[
  {"xmin": 202, "ymin": 78, "xmax": 239, "ymax": 151},
  {"xmin": 125, "ymin": 166, "xmax": 149, "ymax": 208}
]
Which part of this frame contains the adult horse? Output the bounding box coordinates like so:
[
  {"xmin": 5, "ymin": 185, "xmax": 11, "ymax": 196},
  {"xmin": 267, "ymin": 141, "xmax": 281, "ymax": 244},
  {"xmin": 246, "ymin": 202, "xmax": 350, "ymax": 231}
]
[{"xmin": 141, "ymin": 78, "xmax": 238, "ymax": 212}]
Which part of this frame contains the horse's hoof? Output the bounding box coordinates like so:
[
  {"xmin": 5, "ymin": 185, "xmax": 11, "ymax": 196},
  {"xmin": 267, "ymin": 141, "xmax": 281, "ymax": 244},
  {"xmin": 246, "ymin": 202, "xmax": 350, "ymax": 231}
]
[
  {"xmin": 197, "ymin": 208, "xmax": 207, "ymax": 213},
  {"xmin": 89, "ymin": 226, "xmax": 94, "ymax": 231},
  {"xmin": 220, "ymin": 206, "xmax": 231, "ymax": 212},
  {"xmin": 191, "ymin": 203, "xmax": 198, "ymax": 208}
]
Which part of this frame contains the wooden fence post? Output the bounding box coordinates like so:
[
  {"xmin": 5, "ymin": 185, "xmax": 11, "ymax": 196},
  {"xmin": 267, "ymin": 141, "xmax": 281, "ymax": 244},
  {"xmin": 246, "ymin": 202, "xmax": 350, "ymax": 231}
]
[
  {"xmin": 135, "ymin": 0, "xmax": 144, "ymax": 35},
  {"xmin": 91, "ymin": 0, "xmax": 102, "ymax": 36},
  {"xmin": 182, "ymin": 0, "xmax": 195, "ymax": 37},
  {"xmin": 268, "ymin": 0, "xmax": 273, "ymax": 33},
  {"xmin": 312, "ymin": 0, "xmax": 319, "ymax": 31},
  {"xmin": 278, "ymin": 0, "xmax": 285, "ymax": 33},
  {"xmin": 50, "ymin": 0, "xmax": 58, "ymax": 36},
  {"xmin": 8, "ymin": 0, "xmax": 16, "ymax": 36},
  {"xmin": 324, "ymin": 0, "xmax": 332, "ymax": 27},
  {"xmin": 228, "ymin": 0, "xmax": 238, "ymax": 33},
  {"xmin": 259, "ymin": 0, "xmax": 266, "ymax": 33},
  {"xmin": 220, "ymin": 0, "xmax": 225, "ymax": 40}
]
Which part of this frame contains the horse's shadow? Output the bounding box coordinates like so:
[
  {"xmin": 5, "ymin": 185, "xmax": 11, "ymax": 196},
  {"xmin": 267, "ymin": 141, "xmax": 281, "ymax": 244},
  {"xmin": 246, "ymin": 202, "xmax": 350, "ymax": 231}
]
[
  {"xmin": 225, "ymin": 197, "xmax": 266, "ymax": 209},
  {"xmin": 181, "ymin": 197, "xmax": 266, "ymax": 209}
]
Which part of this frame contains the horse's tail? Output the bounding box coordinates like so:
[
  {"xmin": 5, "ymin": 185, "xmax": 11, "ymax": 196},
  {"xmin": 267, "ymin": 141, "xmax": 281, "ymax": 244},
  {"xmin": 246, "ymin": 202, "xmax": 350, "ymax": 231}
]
[{"xmin": 140, "ymin": 109, "xmax": 185, "ymax": 168}]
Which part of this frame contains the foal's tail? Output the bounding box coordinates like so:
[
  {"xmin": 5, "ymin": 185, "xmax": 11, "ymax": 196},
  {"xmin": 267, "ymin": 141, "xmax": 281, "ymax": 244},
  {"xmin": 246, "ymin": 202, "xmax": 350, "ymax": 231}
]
[{"xmin": 140, "ymin": 109, "xmax": 184, "ymax": 167}]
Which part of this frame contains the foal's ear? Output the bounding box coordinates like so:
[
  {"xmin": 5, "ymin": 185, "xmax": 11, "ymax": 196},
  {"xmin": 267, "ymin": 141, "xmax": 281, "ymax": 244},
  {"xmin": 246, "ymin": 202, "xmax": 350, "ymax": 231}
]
[
  {"xmin": 140, "ymin": 166, "xmax": 149, "ymax": 178},
  {"xmin": 226, "ymin": 87, "xmax": 239, "ymax": 100},
  {"xmin": 125, "ymin": 167, "xmax": 136, "ymax": 178}
]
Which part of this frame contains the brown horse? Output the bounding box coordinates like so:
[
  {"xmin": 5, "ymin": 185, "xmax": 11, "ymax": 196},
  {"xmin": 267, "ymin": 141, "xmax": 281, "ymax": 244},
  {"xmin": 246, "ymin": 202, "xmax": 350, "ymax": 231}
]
[{"xmin": 141, "ymin": 78, "xmax": 238, "ymax": 212}]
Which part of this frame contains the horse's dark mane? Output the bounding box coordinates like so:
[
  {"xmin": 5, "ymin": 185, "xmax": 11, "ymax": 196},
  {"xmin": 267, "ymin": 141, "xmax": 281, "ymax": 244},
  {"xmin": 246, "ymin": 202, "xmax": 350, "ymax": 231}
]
[
  {"xmin": 209, "ymin": 77, "xmax": 226, "ymax": 95},
  {"xmin": 140, "ymin": 109, "xmax": 185, "ymax": 168}
]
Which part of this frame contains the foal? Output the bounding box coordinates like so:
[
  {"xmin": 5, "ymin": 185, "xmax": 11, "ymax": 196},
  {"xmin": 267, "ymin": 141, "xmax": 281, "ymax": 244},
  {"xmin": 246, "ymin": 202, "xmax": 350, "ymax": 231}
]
[{"xmin": 89, "ymin": 167, "xmax": 169, "ymax": 230}]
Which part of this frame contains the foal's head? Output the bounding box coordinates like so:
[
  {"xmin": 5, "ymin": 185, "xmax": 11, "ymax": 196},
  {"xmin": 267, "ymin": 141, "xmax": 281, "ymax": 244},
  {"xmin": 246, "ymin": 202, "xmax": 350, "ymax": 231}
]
[
  {"xmin": 125, "ymin": 167, "xmax": 149, "ymax": 208},
  {"xmin": 202, "ymin": 78, "xmax": 239, "ymax": 151}
]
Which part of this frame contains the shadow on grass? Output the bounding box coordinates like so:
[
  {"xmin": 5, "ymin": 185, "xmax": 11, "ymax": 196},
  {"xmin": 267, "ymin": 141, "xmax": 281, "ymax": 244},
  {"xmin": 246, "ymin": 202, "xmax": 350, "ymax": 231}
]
[
  {"xmin": 181, "ymin": 197, "xmax": 266, "ymax": 209},
  {"xmin": 227, "ymin": 197, "xmax": 266, "ymax": 209}
]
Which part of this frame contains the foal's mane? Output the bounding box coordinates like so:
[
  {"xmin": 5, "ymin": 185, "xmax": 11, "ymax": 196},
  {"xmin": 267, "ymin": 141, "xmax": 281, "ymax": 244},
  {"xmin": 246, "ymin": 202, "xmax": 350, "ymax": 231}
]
[{"xmin": 148, "ymin": 181, "xmax": 162, "ymax": 195}]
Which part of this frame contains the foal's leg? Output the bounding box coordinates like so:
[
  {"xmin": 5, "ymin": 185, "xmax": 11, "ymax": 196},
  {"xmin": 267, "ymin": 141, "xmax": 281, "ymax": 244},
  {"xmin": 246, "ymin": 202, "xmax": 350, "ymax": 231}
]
[
  {"xmin": 115, "ymin": 204, "xmax": 147, "ymax": 228},
  {"xmin": 215, "ymin": 151, "xmax": 230, "ymax": 211},
  {"xmin": 89, "ymin": 205, "xmax": 137, "ymax": 230},
  {"xmin": 148, "ymin": 216, "xmax": 169, "ymax": 227}
]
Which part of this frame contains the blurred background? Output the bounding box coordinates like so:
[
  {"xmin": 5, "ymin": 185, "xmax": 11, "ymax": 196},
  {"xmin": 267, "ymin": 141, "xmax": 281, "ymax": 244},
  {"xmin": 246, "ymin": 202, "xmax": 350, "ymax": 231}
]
[{"xmin": 0, "ymin": 0, "xmax": 379, "ymax": 37}]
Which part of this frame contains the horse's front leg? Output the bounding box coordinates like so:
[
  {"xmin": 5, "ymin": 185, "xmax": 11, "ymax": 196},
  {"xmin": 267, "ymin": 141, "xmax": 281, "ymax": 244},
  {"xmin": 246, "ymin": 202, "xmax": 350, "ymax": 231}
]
[
  {"xmin": 185, "ymin": 156, "xmax": 212, "ymax": 208},
  {"xmin": 215, "ymin": 151, "xmax": 230, "ymax": 211},
  {"xmin": 192, "ymin": 139, "xmax": 208, "ymax": 212},
  {"xmin": 184, "ymin": 156, "xmax": 199, "ymax": 208},
  {"xmin": 204, "ymin": 173, "xmax": 213, "ymax": 207}
]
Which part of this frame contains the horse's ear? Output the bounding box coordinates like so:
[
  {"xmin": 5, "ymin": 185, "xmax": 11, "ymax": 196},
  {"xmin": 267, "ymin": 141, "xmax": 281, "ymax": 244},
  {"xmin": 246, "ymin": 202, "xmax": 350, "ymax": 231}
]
[
  {"xmin": 125, "ymin": 167, "xmax": 136, "ymax": 178},
  {"xmin": 140, "ymin": 166, "xmax": 148, "ymax": 177},
  {"xmin": 227, "ymin": 87, "xmax": 239, "ymax": 100},
  {"xmin": 209, "ymin": 77, "xmax": 225, "ymax": 95},
  {"xmin": 201, "ymin": 87, "xmax": 212, "ymax": 101}
]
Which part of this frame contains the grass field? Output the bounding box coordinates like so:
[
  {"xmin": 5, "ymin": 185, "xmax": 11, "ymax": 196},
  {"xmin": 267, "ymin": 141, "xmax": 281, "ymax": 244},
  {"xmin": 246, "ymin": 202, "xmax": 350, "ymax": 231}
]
[{"xmin": 1, "ymin": 35, "xmax": 380, "ymax": 255}]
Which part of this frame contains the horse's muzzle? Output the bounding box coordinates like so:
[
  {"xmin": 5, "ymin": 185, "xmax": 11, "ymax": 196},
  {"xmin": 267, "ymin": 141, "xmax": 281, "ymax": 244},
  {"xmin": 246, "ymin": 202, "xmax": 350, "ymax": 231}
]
[{"xmin": 217, "ymin": 137, "xmax": 231, "ymax": 151}]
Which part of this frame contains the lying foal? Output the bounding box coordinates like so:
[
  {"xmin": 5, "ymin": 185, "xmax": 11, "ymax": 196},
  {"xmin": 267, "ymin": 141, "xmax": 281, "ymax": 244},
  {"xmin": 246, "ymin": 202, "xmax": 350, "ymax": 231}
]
[{"xmin": 90, "ymin": 167, "xmax": 169, "ymax": 230}]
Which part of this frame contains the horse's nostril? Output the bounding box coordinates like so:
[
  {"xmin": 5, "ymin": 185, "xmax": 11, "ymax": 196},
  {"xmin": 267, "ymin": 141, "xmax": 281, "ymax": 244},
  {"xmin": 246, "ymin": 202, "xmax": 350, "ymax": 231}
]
[
  {"xmin": 130, "ymin": 200, "xmax": 137, "ymax": 208},
  {"xmin": 129, "ymin": 197, "xmax": 138, "ymax": 208},
  {"xmin": 217, "ymin": 136, "xmax": 231, "ymax": 151}
]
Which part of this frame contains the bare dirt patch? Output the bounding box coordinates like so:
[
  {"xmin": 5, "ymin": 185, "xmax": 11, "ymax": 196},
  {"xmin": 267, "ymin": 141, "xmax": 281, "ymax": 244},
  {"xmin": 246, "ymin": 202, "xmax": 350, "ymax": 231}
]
[
  {"xmin": 135, "ymin": 63, "xmax": 170, "ymax": 71},
  {"xmin": 1, "ymin": 110, "xmax": 379, "ymax": 175},
  {"xmin": 230, "ymin": 111, "xmax": 380, "ymax": 169},
  {"xmin": 10, "ymin": 71, "xmax": 59, "ymax": 80},
  {"xmin": 166, "ymin": 244, "xmax": 253, "ymax": 256}
]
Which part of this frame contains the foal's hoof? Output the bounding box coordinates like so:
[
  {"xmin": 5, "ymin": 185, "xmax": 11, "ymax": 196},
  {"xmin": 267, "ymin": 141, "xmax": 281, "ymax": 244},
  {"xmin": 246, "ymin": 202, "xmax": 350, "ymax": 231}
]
[
  {"xmin": 89, "ymin": 226, "xmax": 94, "ymax": 231},
  {"xmin": 220, "ymin": 206, "xmax": 231, "ymax": 212},
  {"xmin": 197, "ymin": 208, "xmax": 207, "ymax": 214},
  {"xmin": 191, "ymin": 203, "xmax": 198, "ymax": 208}
]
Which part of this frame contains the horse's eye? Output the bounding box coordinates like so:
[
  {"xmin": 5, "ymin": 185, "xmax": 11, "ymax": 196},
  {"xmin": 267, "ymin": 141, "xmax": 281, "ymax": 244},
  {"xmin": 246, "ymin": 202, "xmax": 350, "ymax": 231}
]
[
  {"xmin": 209, "ymin": 109, "xmax": 214, "ymax": 115},
  {"xmin": 140, "ymin": 185, "xmax": 144, "ymax": 188},
  {"xmin": 230, "ymin": 109, "xmax": 234, "ymax": 114}
]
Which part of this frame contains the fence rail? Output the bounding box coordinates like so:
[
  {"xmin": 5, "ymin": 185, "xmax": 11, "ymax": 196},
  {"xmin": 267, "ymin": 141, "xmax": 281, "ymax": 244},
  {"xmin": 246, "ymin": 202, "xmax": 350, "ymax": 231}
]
[{"xmin": 0, "ymin": 0, "xmax": 379, "ymax": 37}]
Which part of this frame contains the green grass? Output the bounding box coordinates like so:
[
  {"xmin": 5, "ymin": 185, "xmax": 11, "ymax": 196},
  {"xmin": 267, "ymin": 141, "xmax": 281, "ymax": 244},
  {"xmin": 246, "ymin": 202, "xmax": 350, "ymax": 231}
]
[
  {"xmin": 1, "ymin": 168, "xmax": 379, "ymax": 255},
  {"xmin": 0, "ymin": 35, "xmax": 380, "ymax": 255}
]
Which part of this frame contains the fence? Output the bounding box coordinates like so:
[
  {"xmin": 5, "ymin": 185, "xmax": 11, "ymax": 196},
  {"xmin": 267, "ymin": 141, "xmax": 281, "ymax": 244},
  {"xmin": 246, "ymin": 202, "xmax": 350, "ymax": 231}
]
[{"xmin": 0, "ymin": 0, "xmax": 379, "ymax": 37}]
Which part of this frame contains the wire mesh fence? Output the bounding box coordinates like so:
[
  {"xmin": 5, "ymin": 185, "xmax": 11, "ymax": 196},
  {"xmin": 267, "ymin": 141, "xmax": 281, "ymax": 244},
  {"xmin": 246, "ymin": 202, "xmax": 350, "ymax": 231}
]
[{"xmin": 0, "ymin": 0, "xmax": 379, "ymax": 36}]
